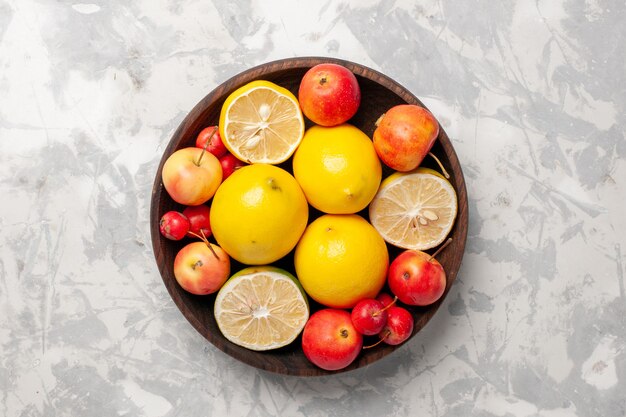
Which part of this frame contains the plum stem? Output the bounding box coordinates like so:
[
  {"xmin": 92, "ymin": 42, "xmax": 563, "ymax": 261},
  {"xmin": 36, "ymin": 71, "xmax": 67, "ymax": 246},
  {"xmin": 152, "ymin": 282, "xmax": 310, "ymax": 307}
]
[
  {"xmin": 363, "ymin": 330, "xmax": 391, "ymax": 349},
  {"xmin": 187, "ymin": 230, "xmax": 220, "ymax": 260},
  {"xmin": 372, "ymin": 296, "xmax": 397, "ymax": 317},
  {"xmin": 196, "ymin": 126, "xmax": 218, "ymax": 166},
  {"xmin": 428, "ymin": 238, "xmax": 452, "ymax": 262},
  {"xmin": 428, "ymin": 152, "xmax": 450, "ymax": 179}
]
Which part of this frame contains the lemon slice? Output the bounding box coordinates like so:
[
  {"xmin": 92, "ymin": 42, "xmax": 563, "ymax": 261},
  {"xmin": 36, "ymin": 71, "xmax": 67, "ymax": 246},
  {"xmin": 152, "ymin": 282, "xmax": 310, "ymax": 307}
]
[
  {"xmin": 369, "ymin": 168, "xmax": 458, "ymax": 250},
  {"xmin": 214, "ymin": 266, "xmax": 309, "ymax": 351},
  {"xmin": 219, "ymin": 80, "xmax": 305, "ymax": 164}
]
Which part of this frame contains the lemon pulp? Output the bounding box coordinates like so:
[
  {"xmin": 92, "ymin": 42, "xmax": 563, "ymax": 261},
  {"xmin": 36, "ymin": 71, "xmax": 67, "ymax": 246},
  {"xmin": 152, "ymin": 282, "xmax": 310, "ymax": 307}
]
[
  {"xmin": 219, "ymin": 80, "xmax": 304, "ymax": 164},
  {"xmin": 369, "ymin": 168, "xmax": 457, "ymax": 250},
  {"xmin": 214, "ymin": 267, "xmax": 309, "ymax": 351}
]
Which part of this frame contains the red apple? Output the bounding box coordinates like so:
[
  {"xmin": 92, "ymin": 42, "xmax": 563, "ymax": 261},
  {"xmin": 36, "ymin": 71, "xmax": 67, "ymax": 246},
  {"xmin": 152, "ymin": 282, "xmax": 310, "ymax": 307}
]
[
  {"xmin": 159, "ymin": 211, "xmax": 190, "ymax": 241},
  {"xmin": 302, "ymin": 309, "xmax": 363, "ymax": 371},
  {"xmin": 162, "ymin": 147, "xmax": 222, "ymax": 206},
  {"xmin": 376, "ymin": 292, "xmax": 395, "ymax": 308},
  {"xmin": 183, "ymin": 205, "xmax": 212, "ymax": 238},
  {"xmin": 351, "ymin": 298, "xmax": 388, "ymax": 336},
  {"xmin": 380, "ymin": 306, "xmax": 414, "ymax": 345},
  {"xmin": 196, "ymin": 126, "xmax": 228, "ymax": 158},
  {"xmin": 373, "ymin": 104, "xmax": 439, "ymax": 171},
  {"xmin": 173, "ymin": 241, "xmax": 230, "ymax": 295},
  {"xmin": 219, "ymin": 153, "xmax": 247, "ymax": 180},
  {"xmin": 388, "ymin": 249, "xmax": 446, "ymax": 306},
  {"xmin": 298, "ymin": 63, "xmax": 361, "ymax": 127}
]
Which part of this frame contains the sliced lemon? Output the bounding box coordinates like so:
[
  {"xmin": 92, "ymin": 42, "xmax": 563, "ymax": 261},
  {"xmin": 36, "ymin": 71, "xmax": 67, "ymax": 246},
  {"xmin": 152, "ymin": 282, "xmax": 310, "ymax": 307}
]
[
  {"xmin": 214, "ymin": 266, "xmax": 309, "ymax": 351},
  {"xmin": 219, "ymin": 80, "xmax": 305, "ymax": 164},
  {"xmin": 369, "ymin": 168, "xmax": 458, "ymax": 250}
]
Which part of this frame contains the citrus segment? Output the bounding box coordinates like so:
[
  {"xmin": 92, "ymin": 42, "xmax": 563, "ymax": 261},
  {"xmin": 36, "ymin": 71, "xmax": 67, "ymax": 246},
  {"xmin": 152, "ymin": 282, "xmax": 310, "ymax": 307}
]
[
  {"xmin": 214, "ymin": 267, "xmax": 309, "ymax": 351},
  {"xmin": 219, "ymin": 80, "xmax": 305, "ymax": 164},
  {"xmin": 369, "ymin": 169, "xmax": 457, "ymax": 250}
]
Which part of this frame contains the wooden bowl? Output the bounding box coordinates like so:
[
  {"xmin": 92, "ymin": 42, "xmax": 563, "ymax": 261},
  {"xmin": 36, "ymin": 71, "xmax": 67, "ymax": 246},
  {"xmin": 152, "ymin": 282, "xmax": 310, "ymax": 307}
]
[{"xmin": 150, "ymin": 57, "xmax": 468, "ymax": 376}]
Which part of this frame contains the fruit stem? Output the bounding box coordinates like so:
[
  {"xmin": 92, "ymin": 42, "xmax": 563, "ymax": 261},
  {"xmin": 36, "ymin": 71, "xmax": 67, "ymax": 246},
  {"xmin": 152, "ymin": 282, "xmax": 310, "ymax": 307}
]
[
  {"xmin": 373, "ymin": 296, "xmax": 397, "ymax": 317},
  {"xmin": 363, "ymin": 331, "xmax": 391, "ymax": 349},
  {"xmin": 428, "ymin": 152, "xmax": 450, "ymax": 179},
  {"xmin": 195, "ymin": 126, "xmax": 218, "ymax": 166},
  {"xmin": 374, "ymin": 113, "xmax": 385, "ymax": 127},
  {"xmin": 187, "ymin": 230, "xmax": 220, "ymax": 260},
  {"xmin": 428, "ymin": 238, "xmax": 452, "ymax": 262},
  {"xmin": 187, "ymin": 230, "xmax": 205, "ymax": 241}
]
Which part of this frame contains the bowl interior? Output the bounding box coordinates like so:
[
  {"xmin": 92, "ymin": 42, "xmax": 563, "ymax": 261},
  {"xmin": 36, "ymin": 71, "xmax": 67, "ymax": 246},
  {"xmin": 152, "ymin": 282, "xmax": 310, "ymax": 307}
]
[{"xmin": 150, "ymin": 57, "xmax": 468, "ymax": 376}]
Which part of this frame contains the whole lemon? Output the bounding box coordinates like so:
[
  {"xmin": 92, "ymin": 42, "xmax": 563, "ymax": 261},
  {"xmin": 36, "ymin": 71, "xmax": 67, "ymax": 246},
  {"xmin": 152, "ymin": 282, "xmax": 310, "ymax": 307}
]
[
  {"xmin": 210, "ymin": 164, "xmax": 308, "ymax": 265},
  {"xmin": 294, "ymin": 214, "xmax": 389, "ymax": 309},
  {"xmin": 292, "ymin": 124, "xmax": 382, "ymax": 214}
]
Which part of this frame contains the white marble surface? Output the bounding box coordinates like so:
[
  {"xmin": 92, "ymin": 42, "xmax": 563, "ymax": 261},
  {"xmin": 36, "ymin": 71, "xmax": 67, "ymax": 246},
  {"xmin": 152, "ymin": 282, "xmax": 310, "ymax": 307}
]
[{"xmin": 1, "ymin": 0, "xmax": 625, "ymax": 416}]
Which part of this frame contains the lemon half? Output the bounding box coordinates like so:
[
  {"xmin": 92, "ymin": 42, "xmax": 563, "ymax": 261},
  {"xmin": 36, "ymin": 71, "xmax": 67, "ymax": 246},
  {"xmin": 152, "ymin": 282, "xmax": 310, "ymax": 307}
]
[
  {"xmin": 369, "ymin": 168, "xmax": 457, "ymax": 250},
  {"xmin": 214, "ymin": 267, "xmax": 309, "ymax": 351},
  {"xmin": 219, "ymin": 80, "xmax": 305, "ymax": 164}
]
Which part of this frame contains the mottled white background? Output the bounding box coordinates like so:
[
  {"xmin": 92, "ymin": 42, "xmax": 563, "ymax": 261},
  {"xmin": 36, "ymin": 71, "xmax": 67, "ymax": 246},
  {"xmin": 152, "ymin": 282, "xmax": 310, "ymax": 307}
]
[{"xmin": 1, "ymin": 0, "xmax": 625, "ymax": 416}]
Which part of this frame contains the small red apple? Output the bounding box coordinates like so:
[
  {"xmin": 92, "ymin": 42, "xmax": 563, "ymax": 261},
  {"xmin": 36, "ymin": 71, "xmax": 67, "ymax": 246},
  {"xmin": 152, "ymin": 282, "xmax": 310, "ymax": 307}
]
[
  {"xmin": 219, "ymin": 153, "xmax": 247, "ymax": 180},
  {"xmin": 182, "ymin": 205, "xmax": 211, "ymax": 238},
  {"xmin": 196, "ymin": 126, "xmax": 228, "ymax": 158},
  {"xmin": 302, "ymin": 309, "xmax": 363, "ymax": 371},
  {"xmin": 162, "ymin": 147, "xmax": 222, "ymax": 206},
  {"xmin": 173, "ymin": 241, "xmax": 230, "ymax": 295},
  {"xmin": 376, "ymin": 292, "xmax": 395, "ymax": 308},
  {"xmin": 379, "ymin": 306, "xmax": 413, "ymax": 345},
  {"xmin": 388, "ymin": 249, "xmax": 447, "ymax": 306},
  {"xmin": 298, "ymin": 63, "xmax": 361, "ymax": 127},
  {"xmin": 351, "ymin": 298, "xmax": 388, "ymax": 336},
  {"xmin": 159, "ymin": 211, "xmax": 190, "ymax": 240},
  {"xmin": 373, "ymin": 104, "xmax": 439, "ymax": 171}
]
